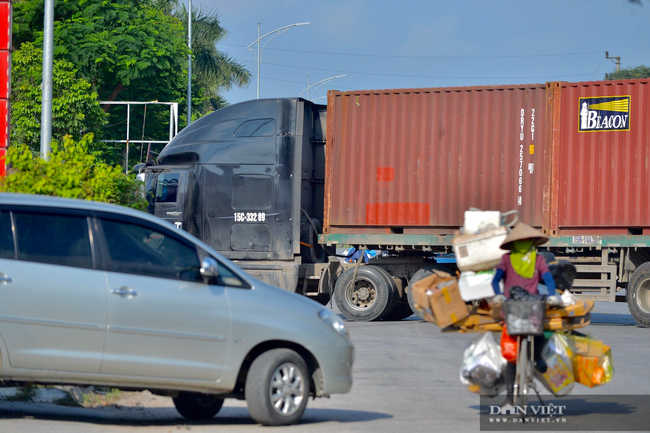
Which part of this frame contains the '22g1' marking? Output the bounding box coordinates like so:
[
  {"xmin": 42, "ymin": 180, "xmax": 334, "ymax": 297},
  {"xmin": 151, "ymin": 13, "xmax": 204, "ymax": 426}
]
[{"xmin": 234, "ymin": 212, "xmax": 266, "ymax": 222}]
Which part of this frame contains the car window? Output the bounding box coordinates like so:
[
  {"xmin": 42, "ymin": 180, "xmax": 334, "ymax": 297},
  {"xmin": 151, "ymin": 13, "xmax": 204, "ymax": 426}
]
[
  {"xmin": 213, "ymin": 259, "xmax": 249, "ymax": 288},
  {"xmin": 13, "ymin": 212, "xmax": 92, "ymax": 268},
  {"xmin": 0, "ymin": 211, "xmax": 15, "ymax": 259},
  {"xmin": 100, "ymin": 218, "xmax": 201, "ymax": 282}
]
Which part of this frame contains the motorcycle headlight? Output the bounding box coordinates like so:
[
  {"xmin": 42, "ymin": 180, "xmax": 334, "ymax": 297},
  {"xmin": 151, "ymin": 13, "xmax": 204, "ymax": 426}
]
[{"xmin": 318, "ymin": 309, "xmax": 349, "ymax": 339}]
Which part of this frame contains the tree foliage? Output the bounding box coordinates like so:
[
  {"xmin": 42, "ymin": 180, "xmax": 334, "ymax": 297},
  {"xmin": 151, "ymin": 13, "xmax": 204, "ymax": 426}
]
[
  {"xmin": 11, "ymin": 0, "xmax": 250, "ymax": 169},
  {"xmin": 0, "ymin": 134, "xmax": 148, "ymax": 211},
  {"xmin": 605, "ymin": 65, "xmax": 650, "ymax": 80},
  {"xmin": 10, "ymin": 42, "xmax": 107, "ymax": 153}
]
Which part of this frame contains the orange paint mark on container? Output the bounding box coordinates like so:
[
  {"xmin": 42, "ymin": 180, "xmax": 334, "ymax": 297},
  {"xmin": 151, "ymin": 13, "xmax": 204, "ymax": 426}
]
[
  {"xmin": 365, "ymin": 203, "xmax": 430, "ymax": 225},
  {"xmin": 376, "ymin": 167, "xmax": 394, "ymax": 181}
]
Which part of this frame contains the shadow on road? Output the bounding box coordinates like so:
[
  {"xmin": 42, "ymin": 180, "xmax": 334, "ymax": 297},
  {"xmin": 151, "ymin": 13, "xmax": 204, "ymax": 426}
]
[{"xmin": 0, "ymin": 402, "xmax": 392, "ymax": 427}]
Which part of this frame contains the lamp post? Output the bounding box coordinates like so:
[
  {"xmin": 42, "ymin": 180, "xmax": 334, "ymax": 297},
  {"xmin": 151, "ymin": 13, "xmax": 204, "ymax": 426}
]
[
  {"xmin": 299, "ymin": 75, "xmax": 346, "ymax": 101},
  {"xmin": 40, "ymin": 0, "xmax": 54, "ymax": 160},
  {"xmin": 247, "ymin": 22, "xmax": 310, "ymax": 99},
  {"xmin": 605, "ymin": 51, "xmax": 621, "ymax": 72},
  {"xmin": 187, "ymin": 0, "xmax": 192, "ymax": 125}
]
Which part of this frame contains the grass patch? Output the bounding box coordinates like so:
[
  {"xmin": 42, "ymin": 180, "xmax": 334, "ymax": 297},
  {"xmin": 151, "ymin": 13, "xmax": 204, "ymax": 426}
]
[{"xmin": 81, "ymin": 388, "xmax": 121, "ymax": 407}]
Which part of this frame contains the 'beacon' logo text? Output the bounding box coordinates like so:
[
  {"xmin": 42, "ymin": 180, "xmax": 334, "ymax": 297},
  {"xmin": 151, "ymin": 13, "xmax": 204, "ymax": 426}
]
[{"xmin": 579, "ymin": 96, "xmax": 630, "ymax": 132}]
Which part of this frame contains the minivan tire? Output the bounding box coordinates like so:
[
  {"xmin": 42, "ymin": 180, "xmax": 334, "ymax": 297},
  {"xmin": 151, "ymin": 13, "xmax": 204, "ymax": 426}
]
[
  {"xmin": 172, "ymin": 392, "xmax": 224, "ymax": 419},
  {"xmin": 245, "ymin": 348, "xmax": 310, "ymax": 426}
]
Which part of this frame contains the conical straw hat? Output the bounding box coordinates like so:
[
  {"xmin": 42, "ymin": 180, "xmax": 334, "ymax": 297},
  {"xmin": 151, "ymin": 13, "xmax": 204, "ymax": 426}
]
[{"xmin": 500, "ymin": 222, "xmax": 549, "ymax": 250}]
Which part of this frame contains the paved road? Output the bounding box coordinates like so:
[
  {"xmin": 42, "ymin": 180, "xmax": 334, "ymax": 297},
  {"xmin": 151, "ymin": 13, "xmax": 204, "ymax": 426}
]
[{"xmin": 0, "ymin": 302, "xmax": 648, "ymax": 433}]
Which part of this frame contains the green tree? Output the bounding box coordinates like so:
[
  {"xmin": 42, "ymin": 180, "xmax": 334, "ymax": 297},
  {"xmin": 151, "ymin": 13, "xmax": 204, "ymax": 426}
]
[
  {"xmin": 0, "ymin": 134, "xmax": 148, "ymax": 211},
  {"xmin": 138, "ymin": 0, "xmax": 251, "ymax": 114},
  {"xmin": 605, "ymin": 65, "xmax": 650, "ymax": 80},
  {"xmin": 10, "ymin": 42, "xmax": 107, "ymax": 153}
]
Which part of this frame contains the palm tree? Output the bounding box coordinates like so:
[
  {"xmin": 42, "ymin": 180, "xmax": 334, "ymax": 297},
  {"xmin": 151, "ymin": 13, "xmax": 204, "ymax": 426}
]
[{"xmin": 154, "ymin": 0, "xmax": 251, "ymax": 112}]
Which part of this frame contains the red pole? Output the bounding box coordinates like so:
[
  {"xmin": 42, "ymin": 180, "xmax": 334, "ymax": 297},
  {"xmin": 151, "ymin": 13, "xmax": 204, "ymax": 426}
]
[{"xmin": 0, "ymin": 0, "xmax": 11, "ymax": 178}]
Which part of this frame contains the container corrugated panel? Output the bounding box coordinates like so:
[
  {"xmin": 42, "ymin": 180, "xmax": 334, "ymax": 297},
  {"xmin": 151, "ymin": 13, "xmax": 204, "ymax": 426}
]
[
  {"xmin": 324, "ymin": 84, "xmax": 549, "ymax": 234},
  {"xmin": 552, "ymin": 79, "xmax": 650, "ymax": 233}
]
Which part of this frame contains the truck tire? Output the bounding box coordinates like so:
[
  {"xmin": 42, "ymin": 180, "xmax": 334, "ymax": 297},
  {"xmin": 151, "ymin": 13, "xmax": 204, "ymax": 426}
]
[
  {"xmin": 172, "ymin": 392, "xmax": 224, "ymax": 419},
  {"xmin": 245, "ymin": 349, "xmax": 310, "ymax": 426},
  {"xmin": 382, "ymin": 301, "xmax": 414, "ymax": 321},
  {"xmin": 300, "ymin": 218, "xmax": 332, "ymax": 264},
  {"xmin": 406, "ymin": 265, "xmax": 452, "ymax": 320},
  {"xmin": 334, "ymin": 266, "xmax": 395, "ymax": 321},
  {"xmin": 627, "ymin": 262, "xmax": 650, "ymax": 327}
]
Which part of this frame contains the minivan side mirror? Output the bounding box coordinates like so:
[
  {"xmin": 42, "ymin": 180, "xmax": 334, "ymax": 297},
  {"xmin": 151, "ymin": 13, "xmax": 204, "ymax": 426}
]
[{"xmin": 200, "ymin": 257, "xmax": 219, "ymax": 282}]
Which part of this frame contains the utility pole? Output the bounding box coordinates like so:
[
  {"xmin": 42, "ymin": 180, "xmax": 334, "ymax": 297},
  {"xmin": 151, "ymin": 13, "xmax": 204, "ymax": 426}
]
[
  {"xmin": 40, "ymin": 0, "xmax": 54, "ymax": 160},
  {"xmin": 606, "ymin": 51, "xmax": 621, "ymax": 72}
]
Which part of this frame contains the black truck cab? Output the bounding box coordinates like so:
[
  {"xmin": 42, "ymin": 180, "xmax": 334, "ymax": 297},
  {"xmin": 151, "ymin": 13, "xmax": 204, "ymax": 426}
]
[{"xmin": 144, "ymin": 98, "xmax": 329, "ymax": 290}]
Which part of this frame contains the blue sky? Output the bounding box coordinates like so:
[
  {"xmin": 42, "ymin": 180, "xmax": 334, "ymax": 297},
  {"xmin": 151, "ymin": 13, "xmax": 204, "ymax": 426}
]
[{"xmin": 197, "ymin": 0, "xmax": 650, "ymax": 106}]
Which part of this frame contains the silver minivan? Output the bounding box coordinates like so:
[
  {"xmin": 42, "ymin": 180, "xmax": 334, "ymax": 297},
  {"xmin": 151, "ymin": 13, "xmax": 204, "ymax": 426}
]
[{"xmin": 0, "ymin": 193, "xmax": 353, "ymax": 426}]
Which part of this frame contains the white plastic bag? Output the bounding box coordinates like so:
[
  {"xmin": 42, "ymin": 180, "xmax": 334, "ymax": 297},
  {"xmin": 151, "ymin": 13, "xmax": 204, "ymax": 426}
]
[
  {"xmin": 458, "ymin": 270, "xmax": 502, "ymax": 301},
  {"xmin": 560, "ymin": 289, "xmax": 578, "ymax": 307},
  {"xmin": 460, "ymin": 332, "xmax": 507, "ymax": 394},
  {"xmin": 534, "ymin": 332, "xmax": 575, "ymax": 396}
]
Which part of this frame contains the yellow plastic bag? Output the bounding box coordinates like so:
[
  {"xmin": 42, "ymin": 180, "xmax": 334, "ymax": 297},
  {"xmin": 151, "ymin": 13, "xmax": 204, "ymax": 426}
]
[{"xmin": 567, "ymin": 335, "xmax": 614, "ymax": 387}]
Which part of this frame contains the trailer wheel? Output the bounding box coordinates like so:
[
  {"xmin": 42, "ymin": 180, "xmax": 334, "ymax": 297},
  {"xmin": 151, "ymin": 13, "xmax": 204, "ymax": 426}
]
[
  {"xmin": 627, "ymin": 262, "xmax": 650, "ymax": 327},
  {"xmin": 300, "ymin": 218, "xmax": 332, "ymax": 264},
  {"xmin": 334, "ymin": 266, "xmax": 394, "ymax": 321},
  {"xmin": 406, "ymin": 265, "xmax": 452, "ymax": 320},
  {"xmin": 382, "ymin": 301, "xmax": 414, "ymax": 321}
]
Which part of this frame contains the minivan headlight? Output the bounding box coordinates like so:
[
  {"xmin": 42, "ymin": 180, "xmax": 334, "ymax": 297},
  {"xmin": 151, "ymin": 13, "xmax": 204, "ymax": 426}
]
[{"xmin": 318, "ymin": 309, "xmax": 349, "ymax": 339}]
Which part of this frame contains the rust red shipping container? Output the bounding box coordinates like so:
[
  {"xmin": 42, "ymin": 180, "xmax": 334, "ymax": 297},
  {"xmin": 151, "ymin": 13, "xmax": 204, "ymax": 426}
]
[{"xmin": 323, "ymin": 79, "xmax": 650, "ymax": 237}]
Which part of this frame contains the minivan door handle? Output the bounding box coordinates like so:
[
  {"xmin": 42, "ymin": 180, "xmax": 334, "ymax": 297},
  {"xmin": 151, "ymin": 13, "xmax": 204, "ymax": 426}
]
[
  {"xmin": 110, "ymin": 286, "xmax": 138, "ymax": 298},
  {"xmin": 0, "ymin": 274, "xmax": 12, "ymax": 285}
]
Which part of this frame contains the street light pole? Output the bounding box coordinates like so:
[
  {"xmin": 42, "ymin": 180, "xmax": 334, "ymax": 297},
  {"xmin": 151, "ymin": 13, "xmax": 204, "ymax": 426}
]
[
  {"xmin": 187, "ymin": 0, "xmax": 192, "ymax": 126},
  {"xmin": 247, "ymin": 22, "xmax": 310, "ymax": 99},
  {"xmin": 40, "ymin": 0, "xmax": 54, "ymax": 160},
  {"xmin": 606, "ymin": 51, "xmax": 621, "ymax": 72},
  {"xmin": 299, "ymin": 75, "xmax": 347, "ymax": 101}
]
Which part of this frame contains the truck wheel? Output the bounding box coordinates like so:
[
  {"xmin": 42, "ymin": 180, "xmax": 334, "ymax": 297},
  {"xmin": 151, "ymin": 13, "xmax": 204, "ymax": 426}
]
[
  {"xmin": 245, "ymin": 349, "xmax": 310, "ymax": 426},
  {"xmin": 334, "ymin": 266, "xmax": 395, "ymax": 321},
  {"xmin": 627, "ymin": 262, "xmax": 650, "ymax": 327},
  {"xmin": 406, "ymin": 265, "xmax": 452, "ymax": 320},
  {"xmin": 172, "ymin": 392, "xmax": 224, "ymax": 419},
  {"xmin": 300, "ymin": 218, "xmax": 332, "ymax": 263},
  {"xmin": 382, "ymin": 301, "xmax": 414, "ymax": 321}
]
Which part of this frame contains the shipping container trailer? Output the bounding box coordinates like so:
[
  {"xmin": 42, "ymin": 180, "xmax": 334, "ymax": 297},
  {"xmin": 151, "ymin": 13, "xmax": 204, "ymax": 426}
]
[{"xmin": 144, "ymin": 78, "xmax": 650, "ymax": 327}]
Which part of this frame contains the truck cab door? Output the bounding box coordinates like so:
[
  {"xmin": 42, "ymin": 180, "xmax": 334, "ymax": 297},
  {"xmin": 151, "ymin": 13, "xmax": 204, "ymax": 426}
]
[{"xmin": 145, "ymin": 167, "xmax": 189, "ymax": 231}]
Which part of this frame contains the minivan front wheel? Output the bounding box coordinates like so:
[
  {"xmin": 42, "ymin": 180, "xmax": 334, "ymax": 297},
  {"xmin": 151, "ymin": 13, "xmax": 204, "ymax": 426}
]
[
  {"xmin": 172, "ymin": 392, "xmax": 224, "ymax": 419},
  {"xmin": 245, "ymin": 348, "xmax": 310, "ymax": 426}
]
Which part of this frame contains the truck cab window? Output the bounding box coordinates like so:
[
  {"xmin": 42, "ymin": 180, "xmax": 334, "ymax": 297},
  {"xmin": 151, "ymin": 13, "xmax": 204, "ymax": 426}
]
[
  {"xmin": 154, "ymin": 172, "xmax": 181, "ymax": 203},
  {"xmin": 234, "ymin": 119, "xmax": 275, "ymax": 137}
]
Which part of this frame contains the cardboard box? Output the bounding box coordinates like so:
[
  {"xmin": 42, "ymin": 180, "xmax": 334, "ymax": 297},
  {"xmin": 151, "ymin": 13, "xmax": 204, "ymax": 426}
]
[
  {"xmin": 452, "ymin": 226, "xmax": 508, "ymax": 272},
  {"xmin": 411, "ymin": 271, "xmax": 469, "ymax": 328},
  {"xmin": 545, "ymin": 300, "xmax": 594, "ymax": 318}
]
